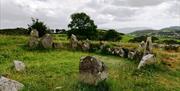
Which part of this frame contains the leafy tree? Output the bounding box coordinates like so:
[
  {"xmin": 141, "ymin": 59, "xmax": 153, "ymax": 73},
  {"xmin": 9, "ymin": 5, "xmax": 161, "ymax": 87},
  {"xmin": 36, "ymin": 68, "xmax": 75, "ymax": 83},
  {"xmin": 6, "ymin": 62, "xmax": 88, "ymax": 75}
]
[
  {"xmin": 67, "ymin": 12, "xmax": 97, "ymax": 40},
  {"xmin": 28, "ymin": 18, "xmax": 48, "ymax": 37},
  {"xmin": 103, "ymin": 29, "xmax": 123, "ymax": 41}
]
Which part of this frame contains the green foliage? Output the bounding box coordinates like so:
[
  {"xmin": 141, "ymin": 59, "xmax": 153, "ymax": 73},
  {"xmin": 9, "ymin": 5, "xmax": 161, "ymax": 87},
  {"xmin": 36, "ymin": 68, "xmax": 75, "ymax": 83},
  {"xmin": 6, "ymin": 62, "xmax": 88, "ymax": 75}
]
[
  {"xmin": 103, "ymin": 29, "xmax": 123, "ymax": 41},
  {"xmin": 129, "ymin": 36, "xmax": 159, "ymax": 43},
  {"xmin": 0, "ymin": 28, "xmax": 28, "ymax": 35},
  {"xmin": 67, "ymin": 12, "xmax": 97, "ymax": 40},
  {"xmin": 28, "ymin": 18, "xmax": 49, "ymax": 37},
  {"xmin": 163, "ymin": 40, "xmax": 180, "ymax": 44}
]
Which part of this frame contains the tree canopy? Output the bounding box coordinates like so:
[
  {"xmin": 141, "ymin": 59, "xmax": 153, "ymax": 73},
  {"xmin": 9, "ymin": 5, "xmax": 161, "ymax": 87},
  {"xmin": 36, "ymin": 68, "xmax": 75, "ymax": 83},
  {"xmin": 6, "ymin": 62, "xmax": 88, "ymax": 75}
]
[{"xmin": 67, "ymin": 12, "xmax": 97, "ymax": 40}]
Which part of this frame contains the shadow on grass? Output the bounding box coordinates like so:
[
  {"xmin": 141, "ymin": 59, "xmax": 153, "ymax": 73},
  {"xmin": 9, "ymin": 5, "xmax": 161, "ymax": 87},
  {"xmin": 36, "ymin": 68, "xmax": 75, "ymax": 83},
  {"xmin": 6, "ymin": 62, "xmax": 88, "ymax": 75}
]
[{"xmin": 74, "ymin": 81, "xmax": 110, "ymax": 91}]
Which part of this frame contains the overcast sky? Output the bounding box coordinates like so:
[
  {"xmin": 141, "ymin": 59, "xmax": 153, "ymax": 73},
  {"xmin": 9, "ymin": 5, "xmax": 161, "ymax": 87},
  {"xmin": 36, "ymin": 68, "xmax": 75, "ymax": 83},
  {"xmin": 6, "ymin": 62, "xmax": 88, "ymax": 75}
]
[{"xmin": 0, "ymin": 0, "xmax": 180, "ymax": 33}]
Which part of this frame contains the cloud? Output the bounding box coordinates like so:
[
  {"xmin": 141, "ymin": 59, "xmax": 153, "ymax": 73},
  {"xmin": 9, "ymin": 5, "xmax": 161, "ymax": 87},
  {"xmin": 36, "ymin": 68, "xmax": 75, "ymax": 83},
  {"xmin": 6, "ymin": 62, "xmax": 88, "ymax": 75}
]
[{"xmin": 0, "ymin": 0, "xmax": 179, "ymax": 33}]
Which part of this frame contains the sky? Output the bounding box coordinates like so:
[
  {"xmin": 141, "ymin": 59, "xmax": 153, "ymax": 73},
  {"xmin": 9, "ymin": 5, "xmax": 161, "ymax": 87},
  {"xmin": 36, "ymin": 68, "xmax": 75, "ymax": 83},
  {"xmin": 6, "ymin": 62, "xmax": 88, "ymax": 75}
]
[{"xmin": 0, "ymin": 0, "xmax": 180, "ymax": 33}]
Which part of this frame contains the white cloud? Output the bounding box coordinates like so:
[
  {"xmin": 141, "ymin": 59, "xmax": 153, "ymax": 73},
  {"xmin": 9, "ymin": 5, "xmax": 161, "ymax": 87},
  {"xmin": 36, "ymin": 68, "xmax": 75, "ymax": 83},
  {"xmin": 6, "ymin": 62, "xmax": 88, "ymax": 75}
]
[{"xmin": 0, "ymin": 0, "xmax": 179, "ymax": 33}]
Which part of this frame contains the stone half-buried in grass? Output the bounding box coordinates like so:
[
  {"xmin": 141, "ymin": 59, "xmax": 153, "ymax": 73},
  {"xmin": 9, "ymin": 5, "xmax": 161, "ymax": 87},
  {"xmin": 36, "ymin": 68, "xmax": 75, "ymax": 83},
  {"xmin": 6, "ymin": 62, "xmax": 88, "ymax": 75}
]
[
  {"xmin": 13, "ymin": 60, "xmax": 26, "ymax": 72},
  {"xmin": 79, "ymin": 56, "xmax": 108, "ymax": 86}
]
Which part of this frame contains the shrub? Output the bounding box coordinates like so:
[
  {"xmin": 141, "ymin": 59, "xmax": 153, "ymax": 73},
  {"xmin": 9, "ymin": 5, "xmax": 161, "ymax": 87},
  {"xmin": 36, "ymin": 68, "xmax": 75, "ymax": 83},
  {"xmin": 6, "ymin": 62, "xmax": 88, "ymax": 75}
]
[
  {"xmin": 28, "ymin": 18, "xmax": 49, "ymax": 37},
  {"xmin": 129, "ymin": 36, "xmax": 158, "ymax": 43}
]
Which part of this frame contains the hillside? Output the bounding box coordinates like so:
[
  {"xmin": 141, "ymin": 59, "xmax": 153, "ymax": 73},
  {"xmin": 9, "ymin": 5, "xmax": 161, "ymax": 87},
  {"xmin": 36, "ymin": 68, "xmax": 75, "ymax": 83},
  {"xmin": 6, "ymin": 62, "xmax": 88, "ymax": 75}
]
[{"xmin": 129, "ymin": 26, "xmax": 180, "ymax": 39}]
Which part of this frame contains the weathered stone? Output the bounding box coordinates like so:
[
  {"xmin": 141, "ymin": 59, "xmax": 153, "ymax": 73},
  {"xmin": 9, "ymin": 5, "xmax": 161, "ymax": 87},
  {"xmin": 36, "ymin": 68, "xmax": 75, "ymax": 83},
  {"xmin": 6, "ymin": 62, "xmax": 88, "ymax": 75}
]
[
  {"xmin": 79, "ymin": 56, "xmax": 108, "ymax": 85},
  {"xmin": 53, "ymin": 42, "xmax": 62, "ymax": 49},
  {"xmin": 13, "ymin": 60, "xmax": 25, "ymax": 72},
  {"xmin": 81, "ymin": 39, "xmax": 90, "ymax": 51},
  {"xmin": 28, "ymin": 37, "xmax": 39, "ymax": 48},
  {"xmin": 119, "ymin": 48, "xmax": 125, "ymax": 57},
  {"xmin": 30, "ymin": 29, "xmax": 39, "ymax": 38},
  {"xmin": 144, "ymin": 37, "xmax": 153, "ymax": 55},
  {"xmin": 0, "ymin": 76, "xmax": 24, "ymax": 91},
  {"xmin": 128, "ymin": 52, "xmax": 135, "ymax": 59},
  {"xmin": 40, "ymin": 34, "xmax": 53, "ymax": 48},
  {"xmin": 137, "ymin": 54, "xmax": 156, "ymax": 69},
  {"xmin": 140, "ymin": 41, "xmax": 145, "ymax": 48},
  {"xmin": 122, "ymin": 48, "xmax": 129, "ymax": 58},
  {"xmin": 70, "ymin": 34, "xmax": 78, "ymax": 49}
]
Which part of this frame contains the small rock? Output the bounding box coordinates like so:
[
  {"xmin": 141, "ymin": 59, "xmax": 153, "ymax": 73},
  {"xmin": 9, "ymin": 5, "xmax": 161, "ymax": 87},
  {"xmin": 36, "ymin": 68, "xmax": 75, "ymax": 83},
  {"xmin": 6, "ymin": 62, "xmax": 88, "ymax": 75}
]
[
  {"xmin": 0, "ymin": 76, "xmax": 24, "ymax": 91},
  {"xmin": 13, "ymin": 60, "xmax": 25, "ymax": 72}
]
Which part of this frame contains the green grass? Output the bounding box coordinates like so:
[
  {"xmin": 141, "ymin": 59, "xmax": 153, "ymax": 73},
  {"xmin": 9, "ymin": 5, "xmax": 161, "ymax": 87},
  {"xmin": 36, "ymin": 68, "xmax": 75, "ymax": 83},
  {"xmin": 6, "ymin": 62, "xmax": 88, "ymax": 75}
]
[{"xmin": 0, "ymin": 34, "xmax": 180, "ymax": 91}]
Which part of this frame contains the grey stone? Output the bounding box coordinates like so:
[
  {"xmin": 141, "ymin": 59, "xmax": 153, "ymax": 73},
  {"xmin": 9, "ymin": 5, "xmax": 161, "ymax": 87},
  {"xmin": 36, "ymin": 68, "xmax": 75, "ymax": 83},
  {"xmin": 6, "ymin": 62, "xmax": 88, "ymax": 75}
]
[
  {"xmin": 0, "ymin": 76, "xmax": 24, "ymax": 91},
  {"xmin": 13, "ymin": 60, "xmax": 25, "ymax": 72},
  {"xmin": 144, "ymin": 37, "xmax": 153, "ymax": 55},
  {"xmin": 128, "ymin": 52, "xmax": 135, "ymax": 59},
  {"xmin": 70, "ymin": 34, "xmax": 78, "ymax": 49},
  {"xmin": 53, "ymin": 43, "xmax": 62, "ymax": 49},
  {"xmin": 40, "ymin": 34, "xmax": 53, "ymax": 48},
  {"xmin": 28, "ymin": 37, "xmax": 39, "ymax": 48},
  {"xmin": 30, "ymin": 29, "xmax": 39, "ymax": 38},
  {"xmin": 137, "ymin": 54, "xmax": 156, "ymax": 69},
  {"xmin": 79, "ymin": 56, "xmax": 108, "ymax": 85}
]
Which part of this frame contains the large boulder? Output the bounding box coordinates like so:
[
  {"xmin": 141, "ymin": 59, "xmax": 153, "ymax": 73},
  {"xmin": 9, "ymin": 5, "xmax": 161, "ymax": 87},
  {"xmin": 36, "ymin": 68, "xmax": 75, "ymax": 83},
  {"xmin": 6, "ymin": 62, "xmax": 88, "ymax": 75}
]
[
  {"xmin": 40, "ymin": 34, "xmax": 53, "ymax": 48},
  {"xmin": 13, "ymin": 60, "xmax": 25, "ymax": 72},
  {"xmin": 0, "ymin": 76, "xmax": 24, "ymax": 91},
  {"xmin": 79, "ymin": 56, "xmax": 108, "ymax": 85},
  {"xmin": 70, "ymin": 34, "xmax": 78, "ymax": 49},
  {"xmin": 137, "ymin": 54, "xmax": 156, "ymax": 69}
]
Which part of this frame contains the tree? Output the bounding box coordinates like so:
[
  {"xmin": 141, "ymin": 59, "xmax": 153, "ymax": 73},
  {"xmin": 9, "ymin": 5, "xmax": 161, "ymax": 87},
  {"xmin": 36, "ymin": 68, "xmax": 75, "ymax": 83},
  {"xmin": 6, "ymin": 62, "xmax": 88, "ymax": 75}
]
[
  {"xmin": 67, "ymin": 12, "xmax": 97, "ymax": 40},
  {"xmin": 103, "ymin": 29, "xmax": 123, "ymax": 41},
  {"xmin": 28, "ymin": 18, "xmax": 48, "ymax": 37}
]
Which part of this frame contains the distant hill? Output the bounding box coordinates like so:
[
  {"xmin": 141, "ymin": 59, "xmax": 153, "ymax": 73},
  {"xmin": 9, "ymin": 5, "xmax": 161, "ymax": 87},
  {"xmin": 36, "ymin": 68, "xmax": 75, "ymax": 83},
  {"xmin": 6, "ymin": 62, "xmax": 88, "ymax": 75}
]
[
  {"xmin": 117, "ymin": 27, "xmax": 152, "ymax": 33},
  {"xmin": 129, "ymin": 26, "xmax": 180, "ymax": 39}
]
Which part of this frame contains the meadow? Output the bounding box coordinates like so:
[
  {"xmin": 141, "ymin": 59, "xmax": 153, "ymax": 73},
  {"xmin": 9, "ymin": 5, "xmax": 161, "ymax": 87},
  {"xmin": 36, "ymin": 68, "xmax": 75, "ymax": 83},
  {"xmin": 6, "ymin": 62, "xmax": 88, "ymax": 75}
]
[{"xmin": 0, "ymin": 34, "xmax": 180, "ymax": 91}]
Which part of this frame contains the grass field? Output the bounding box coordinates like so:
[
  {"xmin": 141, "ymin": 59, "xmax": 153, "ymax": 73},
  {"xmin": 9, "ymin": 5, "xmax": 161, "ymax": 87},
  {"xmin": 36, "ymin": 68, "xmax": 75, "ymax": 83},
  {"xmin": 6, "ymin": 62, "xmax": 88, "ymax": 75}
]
[{"xmin": 0, "ymin": 34, "xmax": 180, "ymax": 91}]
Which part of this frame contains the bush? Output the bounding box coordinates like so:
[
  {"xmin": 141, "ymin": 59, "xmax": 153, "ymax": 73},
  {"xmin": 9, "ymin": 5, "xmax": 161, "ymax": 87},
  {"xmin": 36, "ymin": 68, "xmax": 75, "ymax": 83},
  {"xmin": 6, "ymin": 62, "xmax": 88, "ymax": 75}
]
[
  {"xmin": 129, "ymin": 36, "xmax": 158, "ymax": 43},
  {"xmin": 28, "ymin": 18, "xmax": 49, "ymax": 37},
  {"xmin": 102, "ymin": 29, "xmax": 123, "ymax": 41},
  {"xmin": 163, "ymin": 40, "xmax": 180, "ymax": 44}
]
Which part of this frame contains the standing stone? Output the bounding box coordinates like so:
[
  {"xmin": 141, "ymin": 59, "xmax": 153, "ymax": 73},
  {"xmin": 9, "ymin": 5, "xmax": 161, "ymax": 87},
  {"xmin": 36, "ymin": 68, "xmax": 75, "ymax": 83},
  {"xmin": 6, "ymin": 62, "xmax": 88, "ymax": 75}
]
[
  {"xmin": 119, "ymin": 48, "xmax": 125, "ymax": 57},
  {"xmin": 128, "ymin": 52, "xmax": 135, "ymax": 59},
  {"xmin": 140, "ymin": 41, "xmax": 145, "ymax": 48},
  {"xmin": 13, "ymin": 60, "xmax": 25, "ymax": 72},
  {"xmin": 70, "ymin": 34, "xmax": 78, "ymax": 49},
  {"xmin": 144, "ymin": 37, "xmax": 153, "ymax": 55},
  {"xmin": 79, "ymin": 56, "xmax": 108, "ymax": 85},
  {"xmin": 40, "ymin": 34, "xmax": 53, "ymax": 48},
  {"xmin": 0, "ymin": 76, "xmax": 24, "ymax": 91},
  {"xmin": 137, "ymin": 54, "xmax": 156, "ymax": 69},
  {"xmin": 81, "ymin": 39, "xmax": 90, "ymax": 51},
  {"xmin": 30, "ymin": 29, "xmax": 39, "ymax": 37},
  {"xmin": 28, "ymin": 29, "xmax": 39, "ymax": 48}
]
